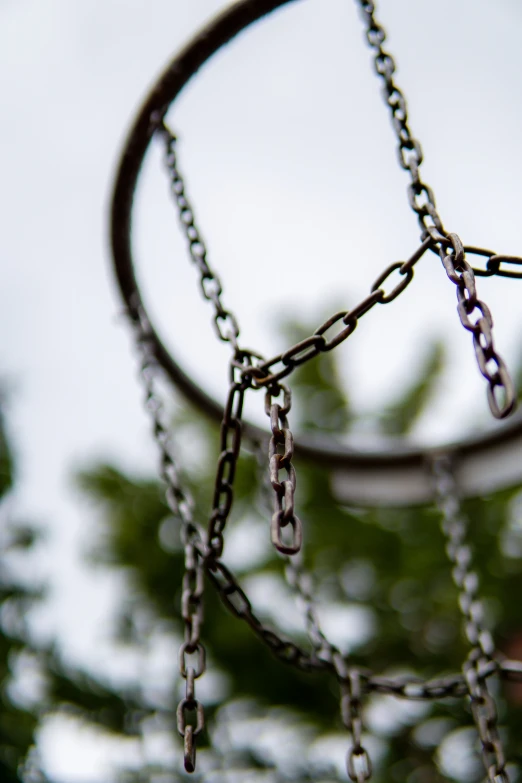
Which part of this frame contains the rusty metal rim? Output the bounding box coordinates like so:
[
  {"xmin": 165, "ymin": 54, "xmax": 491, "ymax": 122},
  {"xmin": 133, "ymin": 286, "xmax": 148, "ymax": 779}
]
[{"xmin": 110, "ymin": 0, "xmax": 522, "ymax": 493}]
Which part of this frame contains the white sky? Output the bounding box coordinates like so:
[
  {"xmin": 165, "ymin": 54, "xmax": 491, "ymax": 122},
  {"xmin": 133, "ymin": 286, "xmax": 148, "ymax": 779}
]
[{"xmin": 2, "ymin": 0, "xmax": 522, "ymax": 780}]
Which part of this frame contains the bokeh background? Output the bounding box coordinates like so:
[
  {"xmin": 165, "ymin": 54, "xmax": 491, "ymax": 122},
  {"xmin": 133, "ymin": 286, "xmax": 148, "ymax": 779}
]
[{"xmin": 2, "ymin": 0, "xmax": 522, "ymax": 780}]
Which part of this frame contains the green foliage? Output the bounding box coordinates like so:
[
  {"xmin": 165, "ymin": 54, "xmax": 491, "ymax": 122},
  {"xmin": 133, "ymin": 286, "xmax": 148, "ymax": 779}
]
[
  {"xmin": 0, "ymin": 406, "xmax": 47, "ymax": 782},
  {"xmin": 0, "ymin": 406, "xmax": 13, "ymax": 497}
]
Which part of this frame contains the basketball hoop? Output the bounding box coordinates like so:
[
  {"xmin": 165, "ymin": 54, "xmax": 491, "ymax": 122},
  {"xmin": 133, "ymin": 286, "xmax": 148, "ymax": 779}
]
[{"xmin": 110, "ymin": 1, "xmax": 522, "ymax": 778}]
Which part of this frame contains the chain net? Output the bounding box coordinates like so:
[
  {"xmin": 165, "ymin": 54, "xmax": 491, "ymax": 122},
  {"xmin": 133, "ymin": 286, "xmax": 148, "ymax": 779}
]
[{"xmin": 121, "ymin": 0, "xmax": 522, "ymax": 779}]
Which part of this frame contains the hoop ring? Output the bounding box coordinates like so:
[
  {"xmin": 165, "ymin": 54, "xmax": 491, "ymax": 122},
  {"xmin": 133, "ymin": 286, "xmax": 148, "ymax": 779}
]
[{"xmin": 110, "ymin": 0, "xmax": 522, "ymax": 504}]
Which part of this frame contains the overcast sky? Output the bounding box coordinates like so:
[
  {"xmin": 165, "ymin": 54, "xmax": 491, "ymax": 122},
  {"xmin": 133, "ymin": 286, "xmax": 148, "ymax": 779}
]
[{"xmin": 2, "ymin": 0, "xmax": 522, "ymax": 779}]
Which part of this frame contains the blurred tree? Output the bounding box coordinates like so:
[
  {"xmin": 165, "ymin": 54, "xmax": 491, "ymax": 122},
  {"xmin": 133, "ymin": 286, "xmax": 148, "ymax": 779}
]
[{"xmin": 0, "ymin": 404, "xmax": 49, "ymax": 782}]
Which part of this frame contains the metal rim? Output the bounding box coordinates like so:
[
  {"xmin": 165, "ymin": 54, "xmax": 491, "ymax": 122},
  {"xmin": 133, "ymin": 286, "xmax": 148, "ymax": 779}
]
[{"xmin": 110, "ymin": 0, "xmax": 522, "ymax": 502}]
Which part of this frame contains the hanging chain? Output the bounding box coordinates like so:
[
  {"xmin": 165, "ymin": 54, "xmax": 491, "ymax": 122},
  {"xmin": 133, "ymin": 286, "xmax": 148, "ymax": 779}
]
[
  {"xmin": 252, "ymin": 437, "xmax": 335, "ymax": 666},
  {"xmin": 265, "ymin": 384, "xmax": 303, "ymax": 555},
  {"xmin": 334, "ymin": 653, "xmax": 373, "ymax": 783},
  {"xmin": 206, "ymin": 355, "xmax": 252, "ymax": 561},
  {"xmin": 355, "ymin": 0, "xmax": 444, "ymax": 240},
  {"xmin": 354, "ymin": 0, "xmax": 517, "ymax": 417},
  {"xmin": 244, "ymin": 238, "xmax": 432, "ymax": 388},
  {"xmin": 160, "ymin": 122, "xmax": 242, "ymax": 349},
  {"xmin": 439, "ymin": 234, "xmax": 515, "ymax": 418},
  {"xmin": 432, "ymin": 456, "xmax": 509, "ymax": 783},
  {"xmin": 129, "ymin": 302, "xmax": 206, "ymax": 774},
  {"xmin": 284, "ymin": 553, "xmax": 334, "ymax": 662}
]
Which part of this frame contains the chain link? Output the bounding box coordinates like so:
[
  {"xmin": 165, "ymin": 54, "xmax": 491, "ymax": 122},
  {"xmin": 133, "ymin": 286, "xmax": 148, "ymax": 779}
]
[
  {"xmin": 284, "ymin": 553, "xmax": 335, "ymax": 662},
  {"xmin": 355, "ymin": 0, "xmax": 445, "ymax": 240},
  {"xmin": 244, "ymin": 237, "xmax": 432, "ymax": 388},
  {"xmin": 203, "ymin": 553, "xmax": 324, "ymax": 672},
  {"xmin": 253, "ymin": 438, "xmax": 337, "ymax": 665},
  {"xmin": 432, "ymin": 456, "xmax": 509, "ymax": 783},
  {"xmin": 265, "ymin": 384, "xmax": 303, "ymax": 555},
  {"xmin": 129, "ymin": 301, "xmax": 206, "ymax": 773},
  {"xmin": 206, "ymin": 360, "xmax": 248, "ymax": 560},
  {"xmin": 160, "ymin": 122, "xmax": 242, "ymax": 350},
  {"xmin": 334, "ymin": 653, "xmax": 373, "ymax": 783},
  {"xmin": 439, "ymin": 234, "xmax": 515, "ymax": 419}
]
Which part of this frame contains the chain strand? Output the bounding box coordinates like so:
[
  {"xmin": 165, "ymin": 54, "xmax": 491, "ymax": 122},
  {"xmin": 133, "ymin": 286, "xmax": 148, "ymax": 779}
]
[
  {"xmin": 355, "ymin": 0, "xmax": 445, "ymax": 240},
  {"xmin": 334, "ymin": 653, "xmax": 373, "ymax": 782},
  {"xmin": 243, "ymin": 238, "xmax": 432, "ymax": 388},
  {"xmin": 265, "ymin": 384, "xmax": 303, "ymax": 555},
  {"xmin": 130, "ymin": 303, "xmax": 206, "ymax": 773},
  {"xmin": 160, "ymin": 122, "xmax": 242, "ymax": 350},
  {"xmin": 439, "ymin": 235, "xmax": 515, "ymax": 418},
  {"xmin": 432, "ymin": 456, "xmax": 509, "ymax": 783}
]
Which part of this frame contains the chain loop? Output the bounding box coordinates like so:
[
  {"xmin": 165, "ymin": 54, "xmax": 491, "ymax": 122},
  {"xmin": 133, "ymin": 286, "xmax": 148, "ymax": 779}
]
[
  {"xmin": 438, "ymin": 236, "xmax": 515, "ymax": 418},
  {"xmin": 266, "ymin": 384, "xmax": 303, "ymax": 555},
  {"xmin": 334, "ymin": 654, "xmax": 373, "ymax": 782},
  {"xmin": 207, "ymin": 364, "xmax": 248, "ymax": 560}
]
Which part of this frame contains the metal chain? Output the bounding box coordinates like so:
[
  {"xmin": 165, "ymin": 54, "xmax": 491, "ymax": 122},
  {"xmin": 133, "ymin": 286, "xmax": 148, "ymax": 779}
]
[
  {"xmin": 203, "ymin": 553, "xmax": 324, "ymax": 672},
  {"xmin": 355, "ymin": 0, "xmax": 445, "ymax": 241},
  {"xmin": 160, "ymin": 122, "xmax": 242, "ymax": 349},
  {"xmin": 244, "ymin": 238, "xmax": 432, "ymax": 388},
  {"xmin": 206, "ymin": 355, "xmax": 252, "ymax": 561},
  {"xmin": 465, "ymin": 246, "xmax": 522, "ymax": 280},
  {"xmin": 253, "ymin": 437, "xmax": 336, "ymax": 665},
  {"xmin": 356, "ymin": 0, "xmax": 522, "ymax": 287},
  {"xmin": 355, "ymin": 0, "xmax": 516, "ymax": 418},
  {"xmin": 432, "ymin": 455, "xmax": 509, "ymax": 783},
  {"xmin": 284, "ymin": 553, "xmax": 335, "ymax": 662},
  {"xmin": 334, "ymin": 653, "xmax": 373, "ymax": 783},
  {"xmin": 439, "ymin": 234, "xmax": 515, "ymax": 419},
  {"xmin": 265, "ymin": 384, "xmax": 303, "ymax": 555},
  {"xmin": 129, "ymin": 302, "xmax": 206, "ymax": 774}
]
